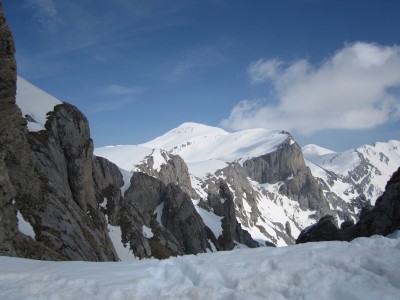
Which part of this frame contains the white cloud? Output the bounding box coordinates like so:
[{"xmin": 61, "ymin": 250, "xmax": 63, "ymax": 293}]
[
  {"xmin": 221, "ymin": 42, "xmax": 400, "ymax": 134},
  {"xmin": 247, "ymin": 58, "xmax": 283, "ymax": 83}
]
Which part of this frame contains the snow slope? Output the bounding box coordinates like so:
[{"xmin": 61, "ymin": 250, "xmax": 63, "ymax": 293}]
[
  {"xmin": 15, "ymin": 76, "xmax": 62, "ymax": 132},
  {"xmin": 94, "ymin": 145, "xmax": 153, "ymax": 172},
  {"xmin": 143, "ymin": 122, "xmax": 290, "ymax": 164},
  {"xmin": 1, "ymin": 232, "xmax": 399, "ymax": 300}
]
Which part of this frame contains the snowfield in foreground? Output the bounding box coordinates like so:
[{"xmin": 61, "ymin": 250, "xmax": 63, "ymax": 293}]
[{"xmin": 1, "ymin": 233, "xmax": 400, "ymax": 300}]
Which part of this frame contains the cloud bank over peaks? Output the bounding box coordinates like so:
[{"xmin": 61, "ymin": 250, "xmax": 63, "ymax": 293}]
[{"xmin": 221, "ymin": 42, "xmax": 400, "ymax": 135}]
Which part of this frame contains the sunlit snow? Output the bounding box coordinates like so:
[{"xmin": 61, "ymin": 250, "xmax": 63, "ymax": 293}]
[
  {"xmin": 1, "ymin": 233, "xmax": 399, "ymax": 299},
  {"xmin": 16, "ymin": 210, "xmax": 35, "ymax": 239},
  {"xmin": 194, "ymin": 206, "xmax": 223, "ymax": 238},
  {"xmin": 106, "ymin": 217, "xmax": 136, "ymax": 262},
  {"xmin": 15, "ymin": 76, "xmax": 62, "ymax": 132}
]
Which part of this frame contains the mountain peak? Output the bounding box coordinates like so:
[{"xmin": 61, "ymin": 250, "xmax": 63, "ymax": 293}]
[
  {"xmin": 141, "ymin": 122, "xmax": 228, "ymax": 151},
  {"xmin": 171, "ymin": 122, "xmax": 228, "ymax": 136}
]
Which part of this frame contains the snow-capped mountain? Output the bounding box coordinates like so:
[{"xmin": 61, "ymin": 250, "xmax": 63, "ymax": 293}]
[
  {"xmin": 97, "ymin": 122, "xmax": 291, "ymax": 176},
  {"xmin": 96, "ymin": 123, "xmax": 329, "ymax": 247},
  {"xmin": 96, "ymin": 122, "xmax": 400, "ymax": 250},
  {"xmin": 303, "ymin": 141, "xmax": 400, "ymax": 206}
]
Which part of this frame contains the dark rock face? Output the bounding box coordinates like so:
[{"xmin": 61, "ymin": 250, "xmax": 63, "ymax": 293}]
[
  {"xmin": 0, "ymin": 6, "xmax": 119, "ymax": 260},
  {"xmin": 12, "ymin": 103, "xmax": 119, "ymax": 261},
  {"xmin": 0, "ymin": 5, "xmax": 63, "ymax": 260},
  {"xmin": 161, "ymin": 183, "xmax": 210, "ymax": 253},
  {"xmin": 296, "ymin": 167, "xmax": 400, "ymax": 244},
  {"xmin": 122, "ymin": 172, "xmax": 211, "ymax": 258},
  {"xmin": 0, "ymin": 2, "xmax": 19, "ymax": 255},
  {"xmin": 343, "ymin": 167, "xmax": 400, "ymax": 238},
  {"xmin": 296, "ymin": 215, "xmax": 339, "ymax": 243}
]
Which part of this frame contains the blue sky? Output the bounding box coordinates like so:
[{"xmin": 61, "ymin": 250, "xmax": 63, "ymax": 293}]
[{"xmin": 3, "ymin": 0, "xmax": 400, "ymax": 151}]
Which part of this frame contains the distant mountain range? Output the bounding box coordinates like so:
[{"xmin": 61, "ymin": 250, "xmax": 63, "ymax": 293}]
[
  {"xmin": 6, "ymin": 73, "xmax": 398, "ymax": 261},
  {"xmin": 94, "ymin": 117, "xmax": 399, "ymax": 248},
  {"xmin": 303, "ymin": 141, "xmax": 400, "ymax": 205}
]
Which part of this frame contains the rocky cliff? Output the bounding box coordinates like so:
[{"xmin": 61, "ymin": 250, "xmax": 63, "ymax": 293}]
[
  {"xmin": 1, "ymin": 5, "xmax": 115, "ymax": 260},
  {"xmin": 0, "ymin": 3, "xmax": 48, "ymax": 259},
  {"xmin": 243, "ymin": 140, "xmax": 332, "ymax": 219}
]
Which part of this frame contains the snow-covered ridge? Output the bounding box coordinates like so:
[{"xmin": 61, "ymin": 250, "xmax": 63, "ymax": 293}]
[
  {"xmin": 303, "ymin": 140, "xmax": 400, "ymax": 204},
  {"xmin": 143, "ymin": 122, "xmax": 291, "ymax": 164},
  {"xmin": 95, "ymin": 123, "xmax": 291, "ymax": 177},
  {"xmin": 303, "ymin": 140, "xmax": 400, "ymax": 177},
  {"xmin": 16, "ymin": 76, "xmax": 62, "ymax": 132}
]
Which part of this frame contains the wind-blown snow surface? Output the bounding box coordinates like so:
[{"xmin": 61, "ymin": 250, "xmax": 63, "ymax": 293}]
[
  {"xmin": 15, "ymin": 76, "xmax": 62, "ymax": 132},
  {"xmin": 1, "ymin": 232, "xmax": 400, "ymax": 300}
]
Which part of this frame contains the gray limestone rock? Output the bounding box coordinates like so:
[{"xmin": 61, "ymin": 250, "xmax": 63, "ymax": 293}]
[
  {"xmin": 243, "ymin": 140, "xmax": 332, "ymax": 220},
  {"xmin": 22, "ymin": 104, "xmax": 118, "ymax": 261},
  {"xmin": 243, "ymin": 138, "xmax": 304, "ymax": 184},
  {"xmin": 201, "ymin": 172, "xmax": 260, "ymax": 249},
  {"xmin": 135, "ymin": 150, "xmax": 198, "ymax": 199},
  {"xmin": 0, "ymin": 5, "xmax": 62, "ymax": 260}
]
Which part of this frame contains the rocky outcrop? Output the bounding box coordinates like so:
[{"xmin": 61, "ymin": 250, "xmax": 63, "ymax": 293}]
[
  {"xmin": 296, "ymin": 167, "xmax": 400, "ymax": 244},
  {"xmin": 279, "ymin": 168, "xmax": 332, "ymax": 219},
  {"xmin": 296, "ymin": 215, "xmax": 340, "ymax": 243},
  {"xmin": 0, "ymin": 5, "xmax": 121, "ymax": 260},
  {"xmin": 122, "ymin": 172, "xmax": 213, "ymax": 258},
  {"xmin": 16, "ymin": 103, "xmax": 119, "ymax": 261},
  {"xmin": 243, "ymin": 140, "xmax": 332, "ymax": 220},
  {"xmin": 243, "ymin": 139, "xmax": 304, "ymax": 184},
  {"xmin": 200, "ymin": 176, "xmax": 259, "ymax": 249},
  {"xmin": 0, "ymin": 5, "xmax": 56, "ymax": 259},
  {"xmin": 135, "ymin": 149, "xmax": 198, "ymax": 199}
]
